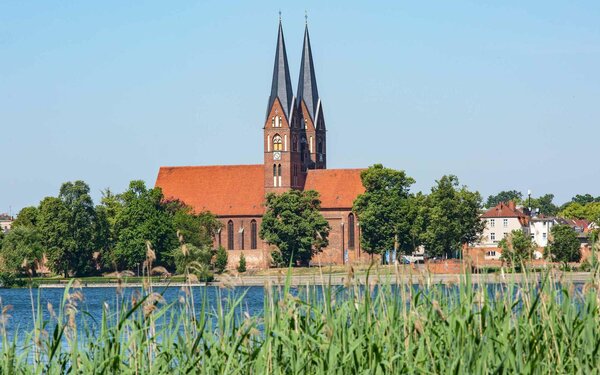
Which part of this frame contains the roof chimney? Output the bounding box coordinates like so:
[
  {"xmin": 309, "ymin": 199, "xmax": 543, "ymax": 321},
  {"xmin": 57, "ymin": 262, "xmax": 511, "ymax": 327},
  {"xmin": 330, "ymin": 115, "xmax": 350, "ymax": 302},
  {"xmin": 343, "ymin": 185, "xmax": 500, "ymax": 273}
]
[{"xmin": 508, "ymin": 201, "xmax": 516, "ymax": 211}]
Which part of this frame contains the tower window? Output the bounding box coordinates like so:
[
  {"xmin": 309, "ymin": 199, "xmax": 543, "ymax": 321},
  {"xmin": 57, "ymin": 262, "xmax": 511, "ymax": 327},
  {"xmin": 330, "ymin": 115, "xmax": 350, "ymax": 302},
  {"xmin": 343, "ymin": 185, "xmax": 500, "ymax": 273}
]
[
  {"xmin": 278, "ymin": 164, "xmax": 282, "ymax": 187},
  {"xmin": 273, "ymin": 134, "xmax": 282, "ymax": 151},
  {"xmin": 310, "ymin": 136, "xmax": 313, "ymax": 153},
  {"xmin": 227, "ymin": 220, "xmax": 234, "ymax": 250},
  {"xmin": 251, "ymin": 220, "xmax": 257, "ymax": 249},
  {"xmin": 317, "ymin": 139, "xmax": 323, "ymax": 154},
  {"xmin": 348, "ymin": 213, "xmax": 355, "ymax": 250},
  {"xmin": 273, "ymin": 164, "xmax": 277, "ymax": 187},
  {"xmin": 292, "ymin": 136, "xmax": 297, "ymax": 152}
]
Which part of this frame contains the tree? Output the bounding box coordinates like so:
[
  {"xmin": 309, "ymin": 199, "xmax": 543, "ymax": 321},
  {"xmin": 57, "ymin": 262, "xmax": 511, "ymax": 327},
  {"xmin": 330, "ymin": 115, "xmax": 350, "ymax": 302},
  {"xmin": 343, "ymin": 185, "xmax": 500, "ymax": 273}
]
[
  {"xmin": 37, "ymin": 196, "xmax": 72, "ymax": 277},
  {"xmin": 167, "ymin": 201, "xmax": 221, "ymax": 249},
  {"xmin": 0, "ymin": 226, "xmax": 43, "ymax": 276},
  {"xmin": 11, "ymin": 206, "xmax": 39, "ymax": 228},
  {"xmin": 353, "ymin": 164, "xmax": 416, "ymax": 256},
  {"xmin": 237, "ymin": 253, "xmax": 247, "ymax": 273},
  {"xmin": 546, "ymin": 224, "xmax": 581, "ymax": 264},
  {"xmin": 260, "ymin": 190, "xmax": 330, "ymax": 267},
  {"xmin": 214, "ymin": 246, "xmax": 228, "ymax": 273},
  {"xmin": 111, "ymin": 181, "xmax": 178, "ymax": 271},
  {"xmin": 485, "ymin": 190, "xmax": 523, "ymax": 208},
  {"xmin": 571, "ymin": 194, "xmax": 600, "ymax": 205},
  {"xmin": 559, "ymin": 202, "xmax": 600, "ymax": 222},
  {"xmin": 528, "ymin": 194, "xmax": 559, "ymax": 216},
  {"xmin": 172, "ymin": 243, "xmax": 212, "ymax": 275},
  {"xmin": 499, "ymin": 229, "xmax": 534, "ymax": 268},
  {"xmin": 421, "ymin": 175, "xmax": 484, "ymax": 258}
]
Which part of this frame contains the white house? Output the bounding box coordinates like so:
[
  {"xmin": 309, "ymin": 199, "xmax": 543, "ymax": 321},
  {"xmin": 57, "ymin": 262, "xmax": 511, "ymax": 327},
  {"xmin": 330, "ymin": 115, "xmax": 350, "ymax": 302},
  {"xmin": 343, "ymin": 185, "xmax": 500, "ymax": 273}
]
[{"xmin": 477, "ymin": 201, "xmax": 530, "ymax": 247}]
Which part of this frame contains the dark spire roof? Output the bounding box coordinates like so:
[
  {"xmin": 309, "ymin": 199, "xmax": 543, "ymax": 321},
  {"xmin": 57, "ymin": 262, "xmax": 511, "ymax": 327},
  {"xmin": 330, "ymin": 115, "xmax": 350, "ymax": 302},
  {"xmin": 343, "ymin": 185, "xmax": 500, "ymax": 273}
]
[
  {"xmin": 296, "ymin": 24, "xmax": 320, "ymax": 122},
  {"xmin": 266, "ymin": 20, "xmax": 294, "ymax": 120}
]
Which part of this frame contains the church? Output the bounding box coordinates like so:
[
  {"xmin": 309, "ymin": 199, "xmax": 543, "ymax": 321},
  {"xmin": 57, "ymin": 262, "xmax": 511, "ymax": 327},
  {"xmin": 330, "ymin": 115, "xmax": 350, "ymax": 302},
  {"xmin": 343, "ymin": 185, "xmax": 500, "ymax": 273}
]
[{"xmin": 155, "ymin": 20, "xmax": 366, "ymax": 269}]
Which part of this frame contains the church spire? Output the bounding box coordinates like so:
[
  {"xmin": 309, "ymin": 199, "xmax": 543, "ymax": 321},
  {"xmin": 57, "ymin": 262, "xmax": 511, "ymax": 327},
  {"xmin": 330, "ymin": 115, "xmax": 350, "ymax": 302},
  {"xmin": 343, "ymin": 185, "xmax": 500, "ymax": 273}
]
[
  {"xmin": 296, "ymin": 22, "xmax": 320, "ymax": 122},
  {"xmin": 267, "ymin": 19, "xmax": 294, "ymax": 121}
]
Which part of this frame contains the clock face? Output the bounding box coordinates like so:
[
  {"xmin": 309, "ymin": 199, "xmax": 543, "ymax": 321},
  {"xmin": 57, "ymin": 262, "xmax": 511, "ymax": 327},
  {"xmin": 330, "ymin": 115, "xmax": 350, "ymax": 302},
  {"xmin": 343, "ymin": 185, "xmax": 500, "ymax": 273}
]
[{"xmin": 273, "ymin": 151, "xmax": 281, "ymax": 160}]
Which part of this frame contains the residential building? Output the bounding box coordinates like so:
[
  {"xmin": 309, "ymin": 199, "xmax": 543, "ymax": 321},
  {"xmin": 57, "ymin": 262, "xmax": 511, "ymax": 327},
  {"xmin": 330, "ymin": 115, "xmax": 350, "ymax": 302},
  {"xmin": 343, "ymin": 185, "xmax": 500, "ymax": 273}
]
[
  {"xmin": 477, "ymin": 201, "xmax": 529, "ymax": 247},
  {"xmin": 0, "ymin": 214, "xmax": 13, "ymax": 233}
]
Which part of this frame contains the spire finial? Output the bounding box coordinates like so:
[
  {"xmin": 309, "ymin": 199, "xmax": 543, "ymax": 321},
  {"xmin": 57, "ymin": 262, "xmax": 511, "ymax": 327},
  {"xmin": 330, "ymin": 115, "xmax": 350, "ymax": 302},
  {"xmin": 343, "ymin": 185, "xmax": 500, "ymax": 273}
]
[
  {"xmin": 278, "ymin": 10, "xmax": 282, "ymax": 22},
  {"xmin": 305, "ymin": 10, "xmax": 308, "ymax": 25}
]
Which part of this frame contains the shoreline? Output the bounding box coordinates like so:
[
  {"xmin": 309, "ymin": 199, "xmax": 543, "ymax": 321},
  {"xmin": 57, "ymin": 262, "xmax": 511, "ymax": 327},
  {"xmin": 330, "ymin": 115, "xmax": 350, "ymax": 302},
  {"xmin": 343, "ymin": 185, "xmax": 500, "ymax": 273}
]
[{"xmin": 31, "ymin": 271, "xmax": 595, "ymax": 288}]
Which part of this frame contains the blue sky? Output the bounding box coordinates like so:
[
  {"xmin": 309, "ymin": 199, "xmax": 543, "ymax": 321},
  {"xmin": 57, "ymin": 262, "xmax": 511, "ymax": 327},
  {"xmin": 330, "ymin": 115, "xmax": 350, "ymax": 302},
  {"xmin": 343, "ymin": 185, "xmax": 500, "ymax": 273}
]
[{"xmin": 1, "ymin": 1, "xmax": 599, "ymax": 214}]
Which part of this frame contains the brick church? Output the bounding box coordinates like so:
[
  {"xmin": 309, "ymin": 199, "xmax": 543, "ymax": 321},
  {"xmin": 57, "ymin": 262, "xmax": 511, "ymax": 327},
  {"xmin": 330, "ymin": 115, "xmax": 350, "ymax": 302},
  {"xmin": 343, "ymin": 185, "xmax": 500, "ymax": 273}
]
[{"xmin": 155, "ymin": 20, "xmax": 366, "ymax": 269}]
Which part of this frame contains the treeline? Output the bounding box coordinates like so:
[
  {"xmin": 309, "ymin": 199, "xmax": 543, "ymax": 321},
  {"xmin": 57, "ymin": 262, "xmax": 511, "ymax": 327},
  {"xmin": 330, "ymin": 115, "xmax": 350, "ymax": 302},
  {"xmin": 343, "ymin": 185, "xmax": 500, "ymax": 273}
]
[
  {"xmin": 353, "ymin": 165, "xmax": 484, "ymax": 259},
  {"xmin": 0, "ymin": 180, "xmax": 226, "ymax": 279},
  {"xmin": 485, "ymin": 191, "xmax": 600, "ymax": 222}
]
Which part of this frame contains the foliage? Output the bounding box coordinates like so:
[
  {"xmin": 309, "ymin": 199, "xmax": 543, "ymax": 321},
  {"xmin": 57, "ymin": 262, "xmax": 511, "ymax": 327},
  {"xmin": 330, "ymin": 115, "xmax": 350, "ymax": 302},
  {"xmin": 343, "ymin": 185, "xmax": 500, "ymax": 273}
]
[
  {"xmin": 353, "ymin": 164, "xmax": 416, "ymax": 255},
  {"xmin": 499, "ymin": 229, "xmax": 535, "ymax": 268},
  {"xmin": 214, "ymin": 247, "xmax": 228, "ymax": 274},
  {"xmin": 0, "ymin": 226, "xmax": 43, "ymax": 276},
  {"xmin": 546, "ymin": 224, "xmax": 582, "ymax": 264},
  {"xmin": 172, "ymin": 243, "xmax": 212, "ymax": 275},
  {"xmin": 11, "ymin": 206, "xmax": 39, "ymax": 228},
  {"xmin": 559, "ymin": 202, "xmax": 600, "ymax": 222},
  {"xmin": 237, "ymin": 253, "xmax": 247, "ymax": 273},
  {"xmin": 528, "ymin": 193, "xmax": 559, "ymax": 216},
  {"xmin": 420, "ymin": 175, "xmax": 484, "ymax": 258},
  {"xmin": 168, "ymin": 202, "xmax": 222, "ymax": 249},
  {"xmin": 0, "ymin": 272, "xmax": 26, "ymax": 288},
  {"xmin": 3, "ymin": 271, "xmax": 600, "ymax": 372},
  {"xmin": 110, "ymin": 181, "xmax": 178, "ymax": 271},
  {"xmin": 270, "ymin": 250, "xmax": 286, "ymax": 268},
  {"xmin": 485, "ymin": 190, "xmax": 523, "ymax": 208},
  {"xmin": 570, "ymin": 194, "xmax": 600, "ymax": 205},
  {"xmin": 260, "ymin": 190, "xmax": 330, "ymax": 266}
]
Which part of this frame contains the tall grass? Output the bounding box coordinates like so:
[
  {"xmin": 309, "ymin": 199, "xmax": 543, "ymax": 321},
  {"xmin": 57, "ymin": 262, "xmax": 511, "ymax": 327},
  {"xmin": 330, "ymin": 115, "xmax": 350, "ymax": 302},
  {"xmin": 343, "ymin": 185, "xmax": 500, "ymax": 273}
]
[{"xmin": 1, "ymin": 265, "xmax": 600, "ymax": 373}]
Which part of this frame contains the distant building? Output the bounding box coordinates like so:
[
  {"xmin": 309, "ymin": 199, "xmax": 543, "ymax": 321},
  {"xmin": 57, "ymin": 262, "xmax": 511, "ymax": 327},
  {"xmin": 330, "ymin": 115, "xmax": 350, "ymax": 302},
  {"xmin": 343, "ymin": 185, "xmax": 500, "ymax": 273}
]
[
  {"xmin": 529, "ymin": 215, "xmax": 554, "ymax": 247},
  {"xmin": 477, "ymin": 201, "xmax": 529, "ymax": 247},
  {"xmin": 0, "ymin": 214, "xmax": 13, "ymax": 232}
]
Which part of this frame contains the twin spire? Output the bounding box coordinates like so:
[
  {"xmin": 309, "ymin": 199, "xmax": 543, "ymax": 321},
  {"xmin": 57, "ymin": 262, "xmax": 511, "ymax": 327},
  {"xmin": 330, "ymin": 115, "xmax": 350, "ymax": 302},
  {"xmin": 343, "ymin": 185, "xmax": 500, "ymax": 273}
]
[{"xmin": 267, "ymin": 18, "xmax": 320, "ymax": 122}]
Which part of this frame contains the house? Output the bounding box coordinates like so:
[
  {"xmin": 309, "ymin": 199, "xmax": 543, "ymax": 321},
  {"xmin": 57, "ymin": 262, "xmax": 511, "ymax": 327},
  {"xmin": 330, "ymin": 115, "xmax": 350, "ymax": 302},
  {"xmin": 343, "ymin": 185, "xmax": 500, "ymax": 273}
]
[
  {"xmin": 529, "ymin": 214, "xmax": 554, "ymax": 247},
  {"xmin": 477, "ymin": 201, "xmax": 530, "ymax": 247},
  {"xmin": 0, "ymin": 214, "xmax": 13, "ymax": 233}
]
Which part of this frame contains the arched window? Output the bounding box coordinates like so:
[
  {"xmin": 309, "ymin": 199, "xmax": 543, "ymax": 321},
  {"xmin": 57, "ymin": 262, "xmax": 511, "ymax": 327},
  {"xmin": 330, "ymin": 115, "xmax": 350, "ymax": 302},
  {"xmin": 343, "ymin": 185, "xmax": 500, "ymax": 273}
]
[
  {"xmin": 277, "ymin": 164, "xmax": 282, "ymax": 187},
  {"xmin": 273, "ymin": 134, "xmax": 282, "ymax": 151},
  {"xmin": 273, "ymin": 164, "xmax": 277, "ymax": 187},
  {"xmin": 217, "ymin": 228, "xmax": 222, "ymax": 248},
  {"xmin": 227, "ymin": 220, "xmax": 234, "ymax": 250},
  {"xmin": 310, "ymin": 136, "xmax": 313, "ymax": 153},
  {"xmin": 239, "ymin": 226, "xmax": 244, "ymax": 250},
  {"xmin": 251, "ymin": 220, "xmax": 257, "ymax": 249},
  {"xmin": 348, "ymin": 213, "xmax": 355, "ymax": 250},
  {"xmin": 317, "ymin": 139, "xmax": 323, "ymax": 154}
]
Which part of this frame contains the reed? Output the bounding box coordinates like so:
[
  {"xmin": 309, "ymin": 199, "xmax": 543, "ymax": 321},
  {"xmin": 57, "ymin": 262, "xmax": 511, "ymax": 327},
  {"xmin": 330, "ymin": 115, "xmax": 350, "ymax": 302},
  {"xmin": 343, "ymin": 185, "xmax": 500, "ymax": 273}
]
[{"xmin": 1, "ymin": 262, "xmax": 600, "ymax": 374}]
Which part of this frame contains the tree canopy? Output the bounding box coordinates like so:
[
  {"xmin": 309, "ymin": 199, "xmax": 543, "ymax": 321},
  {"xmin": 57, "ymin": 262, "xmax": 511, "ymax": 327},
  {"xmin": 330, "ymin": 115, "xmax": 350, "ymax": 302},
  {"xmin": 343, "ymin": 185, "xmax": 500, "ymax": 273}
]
[
  {"xmin": 353, "ymin": 164, "xmax": 417, "ymax": 255},
  {"xmin": 546, "ymin": 224, "xmax": 581, "ymax": 264},
  {"xmin": 499, "ymin": 229, "xmax": 535, "ymax": 268},
  {"xmin": 260, "ymin": 190, "xmax": 330, "ymax": 267},
  {"xmin": 485, "ymin": 190, "xmax": 523, "ymax": 208}
]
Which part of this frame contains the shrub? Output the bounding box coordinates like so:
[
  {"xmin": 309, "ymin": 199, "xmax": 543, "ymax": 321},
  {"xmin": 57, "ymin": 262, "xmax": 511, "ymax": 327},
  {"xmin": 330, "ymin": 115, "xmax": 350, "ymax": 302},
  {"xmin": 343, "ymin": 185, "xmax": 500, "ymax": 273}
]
[
  {"xmin": 270, "ymin": 250, "xmax": 285, "ymax": 268},
  {"xmin": 172, "ymin": 243, "xmax": 212, "ymax": 275},
  {"xmin": 237, "ymin": 253, "xmax": 247, "ymax": 273},
  {"xmin": 214, "ymin": 247, "xmax": 228, "ymax": 273}
]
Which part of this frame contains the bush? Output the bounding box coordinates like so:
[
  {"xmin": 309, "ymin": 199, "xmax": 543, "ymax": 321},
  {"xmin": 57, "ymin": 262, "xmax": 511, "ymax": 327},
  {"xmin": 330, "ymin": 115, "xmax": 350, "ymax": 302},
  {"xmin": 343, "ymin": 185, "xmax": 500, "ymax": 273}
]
[
  {"xmin": 0, "ymin": 272, "xmax": 26, "ymax": 288},
  {"xmin": 237, "ymin": 253, "xmax": 247, "ymax": 273},
  {"xmin": 214, "ymin": 247, "xmax": 228, "ymax": 273},
  {"xmin": 172, "ymin": 243, "xmax": 212, "ymax": 275},
  {"xmin": 270, "ymin": 250, "xmax": 285, "ymax": 268}
]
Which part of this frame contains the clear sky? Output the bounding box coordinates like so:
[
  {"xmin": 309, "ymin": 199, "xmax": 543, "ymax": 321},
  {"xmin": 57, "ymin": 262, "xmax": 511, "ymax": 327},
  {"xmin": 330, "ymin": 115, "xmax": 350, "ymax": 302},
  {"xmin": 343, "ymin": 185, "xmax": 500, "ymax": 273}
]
[{"xmin": 1, "ymin": 1, "xmax": 599, "ymax": 214}]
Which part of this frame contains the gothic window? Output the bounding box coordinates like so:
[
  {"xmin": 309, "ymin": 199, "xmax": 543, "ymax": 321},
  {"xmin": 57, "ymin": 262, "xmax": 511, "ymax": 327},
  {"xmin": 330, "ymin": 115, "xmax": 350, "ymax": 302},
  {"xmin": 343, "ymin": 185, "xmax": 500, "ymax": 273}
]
[
  {"xmin": 239, "ymin": 227, "xmax": 245, "ymax": 250},
  {"xmin": 250, "ymin": 220, "xmax": 257, "ymax": 249},
  {"xmin": 217, "ymin": 228, "xmax": 222, "ymax": 248},
  {"xmin": 273, "ymin": 134, "xmax": 282, "ymax": 151},
  {"xmin": 273, "ymin": 116, "xmax": 282, "ymax": 128},
  {"xmin": 271, "ymin": 117, "xmax": 275, "ymax": 127},
  {"xmin": 273, "ymin": 164, "xmax": 277, "ymax": 187},
  {"xmin": 227, "ymin": 220, "xmax": 234, "ymax": 250},
  {"xmin": 348, "ymin": 213, "xmax": 355, "ymax": 250},
  {"xmin": 310, "ymin": 136, "xmax": 313, "ymax": 153},
  {"xmin": 278, "ymin": 164, "xmax": 282, "ymax": 187},
  {"xmin": 317, "ymin": 139, "xmax": 323, "ymax": 154}
]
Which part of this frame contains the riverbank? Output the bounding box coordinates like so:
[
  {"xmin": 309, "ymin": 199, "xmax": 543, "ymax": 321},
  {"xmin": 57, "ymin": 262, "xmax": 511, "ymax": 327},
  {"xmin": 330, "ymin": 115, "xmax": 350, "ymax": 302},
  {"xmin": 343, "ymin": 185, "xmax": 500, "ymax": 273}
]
[{"xmin": 31, "ymin": 270, "xmax": 594, "ymax": 288}]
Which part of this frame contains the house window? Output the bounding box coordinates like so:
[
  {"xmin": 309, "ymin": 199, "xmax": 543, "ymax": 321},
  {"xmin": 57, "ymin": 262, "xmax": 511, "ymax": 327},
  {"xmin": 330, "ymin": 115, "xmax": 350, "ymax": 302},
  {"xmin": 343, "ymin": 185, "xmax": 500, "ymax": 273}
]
[
  {"xmin": 486, "ymin": 251, "xmax": 497, "ymax": 257},
  {"xmin": 251, "ymin": 220, "xmax": 257, "ymax": 249},
  {"xmin": 490, "ymin": 232, "xmax": 496, "ymax": 242},
  {"xmin": 503, "ymin": 219, "xmax": 508, "ymax": 228},
  {"xmin": 227, "ymin": 220, "xmax": 234, "ymax": 250},
  {"xmin": 348, "ymin": 213, "xmax": 355, "ymax": 250},
  {"xmin": 542, "ymin": 233, "xmax": 547, "ymax": 240},
  {"xmin": 489, "ymin": 219, "xmax": 495, "ymax": 228},
  {"xmin": 273, "ymin": 134, "xmax": 282, "ymax": 151}
]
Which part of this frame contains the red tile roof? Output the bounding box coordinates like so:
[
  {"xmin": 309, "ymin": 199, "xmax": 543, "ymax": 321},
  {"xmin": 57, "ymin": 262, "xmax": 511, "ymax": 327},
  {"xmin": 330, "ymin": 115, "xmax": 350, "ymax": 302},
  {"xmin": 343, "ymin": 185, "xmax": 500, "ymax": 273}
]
[
  {"xmin": 155, "ymin": 165, "xmax": 265, "ymax": 216},
  {"xmin": 481, "ymin": 202, "xmax": 527, "ymax": 218},
  {"xmin": 305, "ymin": 169, "xmax": 365, "ymax": 209}
]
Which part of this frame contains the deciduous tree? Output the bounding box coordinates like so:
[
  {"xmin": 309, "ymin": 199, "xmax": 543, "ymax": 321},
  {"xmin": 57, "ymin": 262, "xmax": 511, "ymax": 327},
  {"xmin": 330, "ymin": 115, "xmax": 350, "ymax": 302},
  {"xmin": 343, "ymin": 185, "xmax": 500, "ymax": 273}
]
[
  {"xmin": 485, "ymin": 190, "xmax": 523, "ymax": 208},
  {"xmin": 260, "ymin": 190, "xmax": 330, "ymax": 267},
  {"xmin": 546, "ymin": 224, "xmax": 581, "ymax": 264},
  {"xmin": 499, "ymin": 229, "xmax": 534, "ymax": 268}
]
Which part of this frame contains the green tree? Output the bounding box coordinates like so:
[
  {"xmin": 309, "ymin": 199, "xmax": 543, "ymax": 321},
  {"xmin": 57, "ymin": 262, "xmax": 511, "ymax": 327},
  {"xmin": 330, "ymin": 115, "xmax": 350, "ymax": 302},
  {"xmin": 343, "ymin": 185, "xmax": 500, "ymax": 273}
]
[
  {"xmin": 98, "ymin": 188, "xmax": 124, "ymax": 251},
  {"xmin": 260, "ymin": 190, "xmax": 330, "ymax": 267},
  {"xmin": 546, "ymin": 224, "xmax": 581, "ymax": 264},
  {"xmin": 167, "ymin": 201, "xmax": 221, "ymax": 249},
  {"xmin": 0, "ymin": 226, "xmax": 43, "ymax": 276},
  {"xmin": 172, "ymin": 243, "xmax": 212, "ymax": 275},
  {"xmin": 559, "ymin": 202, "xmax": 600, "ymax": 222},
  {"xmin": 111, "ymin": 181, "xmax": 178, "ymax": 271},
  {"xmin": 571, "ymin": 194, "xmax": 600, "ymax": 205},
  {"xmin": 214, "ymin": 246, "xmax": 228, "ymax": 273},
  {"xmin": 11, "ymin": 206, "xmax": 39, "ymax": 228},
  {"xmin": 237, "ymin": 253, "xmax": 247, "ymax": 273},
  {"xmin": 499, "ymin": 229, "xmax": 534, "ymax": 268},
  {"xmin": 353, "ymin": 164, "xmax": 416, "ymax": 256},
  {"xmin": 485, "ymin": 190, "xmax": 523, "ymax": 208},
  {"xmin": 37, "ymin": 196, "xmax": 71, "ymax": 277},
  {"xmin": 528, "ymin": 194, "xmax": 559, "ymax": 216},
  {"xmin": 421, "ymin": 175, "xmax": 484, "ymax": 258}
]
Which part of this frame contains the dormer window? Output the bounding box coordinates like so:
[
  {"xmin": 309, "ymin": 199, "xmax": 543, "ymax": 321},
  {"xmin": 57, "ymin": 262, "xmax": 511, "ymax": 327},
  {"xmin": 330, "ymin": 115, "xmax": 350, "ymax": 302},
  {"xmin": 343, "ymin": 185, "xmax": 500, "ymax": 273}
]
[{"xmin": 273, "ymin": 134, "xmax": 282, "ymax": 151}]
